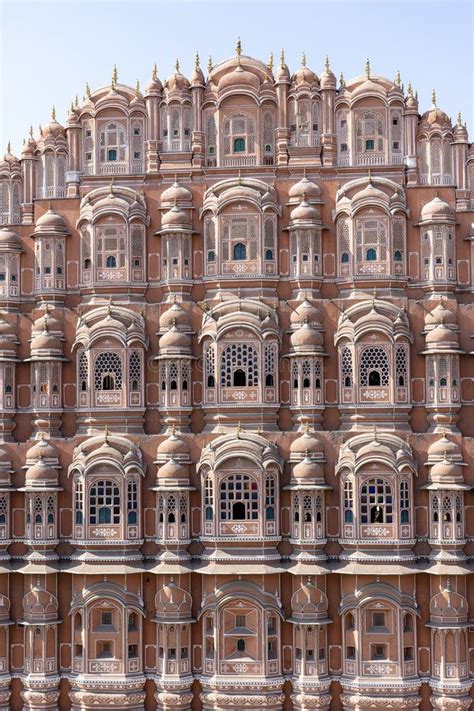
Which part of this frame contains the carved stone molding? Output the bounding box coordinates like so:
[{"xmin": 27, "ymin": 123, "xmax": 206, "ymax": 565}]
[
  {"xmin": 341, "ymin": 694, "xmax": 421, "ymax": 710},
  {"xmin": 201, "ymin": 691, "xmax": 286, "ymax": 708}
]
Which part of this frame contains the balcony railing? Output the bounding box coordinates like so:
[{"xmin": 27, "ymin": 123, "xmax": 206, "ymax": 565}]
[
  {"xmin": 222, "ymin": 155, "xmax": 257, "ymax": 167},
  {"xmin": 38, "ymin": 187, "xmax": 66, "ymax": 198}
]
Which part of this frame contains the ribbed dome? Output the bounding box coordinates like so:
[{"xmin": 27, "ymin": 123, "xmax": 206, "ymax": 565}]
[
  {"xmin": 32, "ymin": 311, "xmax": 62, "ymax": 334},
  {"xmin": 290, "ymin": 430, "xmax": 323, "ymax": 456},
  {"xmin": 161, "ymin": 180, "xmax": 192, "ymax": 204},
  {"xmin": 429, "ymin": 458, "xmax": 463, "ymax": 483},
  {"xmin": 161, "ymin": 204, "xmax": 191, "ymax": 228},
  {"xmin": 30, "ymin": 330, "xmax": 63, "ymax": 352},
  {"xmin": 420, "ymin": 106, "xmax": 451, "ymax": 128},
  {"xmin": 430, "ymin": 587, "xmax": 468, "ymax": 619},
  {"xmin": 290, "ymin": 300, "xmax": 322, "ymax": 328},
  {"xmin": 218, "ymin": 64, "xmax": 260, "ymax": 92},
  {"xmin": 24, "ymin": 457, "xmax": 58, "ymax": 486},
  {"xmin": 425, "ymin": 322, "xmax": 459, "ymax": 347},
  {"xmin": 427, "ymin": 435, "xmax": 462, "ymax": 461},
  {"xmin": 41, "ymin": 118, "xmax": 65, "ymax": 140},
  {"xmin": 159, "ymin": 302, "xmax": 191, "ymax": 330},
  {"xmin": 159, "ymin": 325, "xmax": 191, "ymax": 350},
  {"xmin": 425, "ymin": 302, "xmax": 457, "ymax": 327},
  {"xmin": 292, "ymin": 64, "xmax": 318, "ymax": 87},
  {"xmin": 292, "ymin": 456, "xmax": 324, "ymax": 480},
  {"xmin": 26, "ymin": 437, "xmax": 58, "ymax": 462},
  {"xmin": 290, "ymin": 199, "xmax": 319, "ymax": 222},
  {"xmin": 164, "ymin": 68, "xmax": 190, "ymax": 92},
  {"xmin": 157, "ymin": 431, "xmax": 190, "ymax": 458},
  {"xmin": 36, "ymin": 208, "xmax": 67, "ymax": 231},
  {"xmin": 0, "ymin": 227, "xmax": 21, "ymax": 247},
  {"xmin": 288, "ymin": 176, "xmax": 321, "ymax": 202},
  {"xmin": 290, "ymin": 322, "xmax": 323, "ymax": 349},
  {"xmin": 420, "ymin": 196, "xmax": 454, "ymax": 222},
  {"xmin": 157, "ymin": 458, "xmax": 189, "ymax": 481}
]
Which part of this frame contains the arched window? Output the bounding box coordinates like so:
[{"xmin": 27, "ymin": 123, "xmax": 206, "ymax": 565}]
[
  {"xmin": 233, "ymin": 242, "xmax": 247, "ymax": 261},
  {"xmin": 394, "ymin": 250, "xmax": 403, "ymax": 262},
  {"xmin": 127, "ymin": 480, "xmax": 138, "ymax": 524},
  {"xmin": 400, "ymin": 480, "xmax": 410, "ymax": 523},
  {"xmin": 220, "ymin": 343, "xmax": 259, "ymax": 387},
  {"xmin": 341, "ymin": 252, "xmax": 350, "ymax": 263},
  {"xmin": 359, "ymin": 347, "xmax": 389, "ymax": 387},
  {"xmin": 220, "ymin": 474, "xmax": 258, "ymax": 521},
  {"xmin": 99, "ymin": 122, "xmax": 127, "ymax": 165},
  {"xmin": 265, "ymin": 475, "xmax": 276, "ymax": 521},
  {"xmin": 360, "ymin": 479, "xmax": 393, "ymax": 524},
  {"xmin": 223, "ymin": 113, "xmax": 256, "ymax": 158},
  {"xmin": 106, "ymin": 255, "xmax": 117, "ymax": 268},
  {"xmin": 344, "ymin": 480, "xmax": 354, "ymax": 522},
  {"xmin": 366, "ymin": 247, "xmax": 377, "ymax": 261},
  {"xmin": 89, "ymin": 480, "xmax": 120, "ymax": 525},
  {"xmin": 233, "ymin": 138, "xmax": 245, "ymax": 153},
  {"xmin": 108, "ymin": 149, "xmax": 117, "ymax": 162},
  {"xmin": 94, "ymin": 352, "xmax": 123, "ymax": 391}
]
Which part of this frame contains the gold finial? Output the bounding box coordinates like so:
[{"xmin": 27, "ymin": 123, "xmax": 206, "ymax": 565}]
[
  {"xmin": 6, "ymin": 141, "xmax": 11, "ymax": 154},
  {"xmin": 339, "ymin": 72, "xmax": 345, "ymax": 88},
  {"xmin": 415, "ymin": 90, "xmax": 419, "ymax": 101},
  {"xmin": 75, "ymin": 94, "xmax": 79, "ymax": 107},
  {"xmin": 51, "ymin": 105, "xmax": 56, "ymax": 121},
  {"xmin": 109, "ymin": 176, "xmax": 115, "ymax": 194},
  {"xmin": 325, "ymin": 55, "xmax": 330, "ymax": 72},
  {"xmin": 195, "ymin": 51, "xmax": 200, "ymax": 69},
  {"xmin": 395, "ymin": 69, "xmax": 401, "ymax": 86},
  {"xmin": 86, "ymin": 82, "xmax": 91, "ymax": 98},
  {"xmin": 236, "ymin": 37, "xmax": 242, "ymax": 56},
  {"xmin": 457, "ymin": 111, "xmax": 462, "ymax": 126},
  {"xmin": 175, "ymin": 58, "xmax": 180, "ymax": 72},
  {"xmin": 373, "ymin": 424, "xmax": 378, "ymax": 442},
  {"xmin": 236, "ymin": 421, "xmax": 242, "ymax": 438},
  {"xmin": 431, "ymin": 89, "xmax": 437, "ymax": 106},
  {"xmin": 70, "ymin": 100, "xmax": 74, "ymax": 112},
  {"xmin": 29, "ymin": 125, "xmax": 34, "ymax": 138},
  {"xmin": 407, "ymin": 81, "xmax": 413, "ymax": 96},
  {"xmin": 301, "ymin": 51, "xmax": 307, "ymax": 67},
  {"xmin": 152, "ymin": 62, "xmax": 158, "ymax": 81},
  {"xmin": 104, "ymin": 424, "xmax": 109, "ymax": 442},
  {"xmin": 280, "ymin": 48, "xmax": 285, "ymax": 67},
  {"xmin": 268, "ymin": 51, "xmax": 274, "ymax": 72},
  {"xmin": 365, "ymin": 58, "xmax": 371, "ymax": 78},
  {"xmin": 368, "ymin": 167, "xmax": 372, "ymax": 183},
  {"xmin": 112, "ymin": 64, "xmax": 118, "ymax": 86},
  {"xmin": 135, "ymin": 79, "xmax": 140, "ymax": 95},
  {"xmin": 207, "ymin": 55, "xmax": 213, "ymax": 73}
]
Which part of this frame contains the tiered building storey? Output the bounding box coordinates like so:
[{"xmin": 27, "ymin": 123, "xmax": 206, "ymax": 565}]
[{"xmin": 0, "ymin": 46, "xmax": 473, "ymax": 710}]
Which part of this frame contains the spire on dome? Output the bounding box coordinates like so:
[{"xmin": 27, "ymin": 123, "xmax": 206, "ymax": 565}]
[
  {"xmin": 325, "ymin": 55, "xmax": 330, "ymax": 72},
  {"xmin": 367, "ymin": 167, "xmax": 372, "ymax": 184},
  {"xmin": 365, "ymin": 58, "xmax": 371, "ymax": 78},
  {"xmin": 280, "ymin": 48, "xmax": 285, "ymax": 66},
  {"xmin": 407, "ymin": 81, "xmax": 413, "ymax": 96},
  {"xmin": 29, "ymin": 125, "xmax": 34, "ymax": 137},
  {"xmin": 339, "ymin": 72, "xmax": 345, "ymax": 88},
  {"xmin": 195, "ymin": 51, "xmax": 200, "ymax": 69},
  {"xmin": 86, "ymin": 82, "xmax": 91, "ymax": 98},
  {"xmin": 175, "ymin": 58, "xmax": 180, "ymax": 72},
  {"xmin": 301, "ymin": 51, "xmax": 307, "ymax": 67},
  {"xmin": 51, "ymin": 105, "xmax": 56, "ymax": 121},
  {"xmin": 268, "ymin": 51, "xmax": 274, "ymax": 72},
  {"xmin": 112, "ymin": 64, "xmax": 118, "ymax": 86},
  {"xmin": 6, "ymin": 141, "xmax": 11, "ymax": 154},
  {"xmin": 236, "ymin": 37, "xmax": 242, "ymax": 56},
  {"xmin": 395, "ymin": 69, "xmax": 401, "ymax": 86},
  {"xmin": 207, "ymin": 55, "xmax": 213, "ymax": 73},
  {"xmin": 457, "ymin": 111, "xmax": 462, "ymax": 126},
  {"xmin": 431, "ymin": 89, "xmax": 437, "ymax": 107},
  {"xmin": 135, "ymin": 79, "xmax": 140, "ymax": 95},
  {"xmin": 153, "ymin": 62, "xmax": 158, "ymax": 81},
  {"xmin": 75, "ymin": 94, "xmax": 79, "ymax": 107}
]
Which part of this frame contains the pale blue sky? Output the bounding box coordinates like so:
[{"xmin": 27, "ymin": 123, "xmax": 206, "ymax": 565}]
[{"xmin": 1, "ymin": 0, "xmax": 473, "ymax": 155}]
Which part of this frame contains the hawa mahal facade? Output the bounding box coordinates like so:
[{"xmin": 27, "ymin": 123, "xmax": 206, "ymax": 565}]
[{"xmin": 0, "ymin": 44, "xmax": 473, "ymax": 710}]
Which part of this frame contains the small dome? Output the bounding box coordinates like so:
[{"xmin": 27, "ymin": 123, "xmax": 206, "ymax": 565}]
[
  {"xmin": 290, "ymin": 199, "xmax": 319, "ymax": 222},
  {"xmin": 40, "ymin": 115, "xmax": 66, "ymax": 140},
  {"xmin": 24, "ymin": 457, "xmax": 58, "ymax": 486},
  {"xmin": 26, "ymin": 437, "xmax": 58, "ymax": 462},
  {"xmin": 290, "ymin": 430, "xmax": 323, "ymax": 457},
  {"xmin": 30, "ymin": 330, "xmax": 63, "ymax": 352},
  {"xmin": 159, "ymin": 301, "xmax": 191, "ymax": 330},
  {"xmin": 218, "ymin": 64, "xmax": 260, "ymax": 93},
  {"xmin": 353, "ymin": 181, "xmax": 388, "ymax": 205},
  {"xmin": 0, "ymin": 227, "xmax": 21, "ymax": 248},
  {"xmin": 427, "ymin": 435, "xmax": 462, "ymax": 461},
  {"xmin": 430, "ymin": 587, "xmax": 468, "ymax": 620},
  {"xmin": 290, "ymin": 300, "xmax": 322, "ymax": 329},
  {"xmin": 320, "ymin": 59, "xmax": 337, "ymax": 89},
  {"xmin": 155, "ymin": 581, "xmax": 192, "ymax": 617},
  {"xmin": 292, "ymin": 60, "xmax": 318, "ymax": 87},
  {"xmin": 289, "ymin": 175, "xmax": 321, "ymax": 203},
  {"xmin": 32, "ymin": 311, "xmax": 62, "ymax": 334},
  {"xmin": 157, "ymin": 457, "xmax": 189, "ymax": 482},
  {"xmin": 161, "ymin": 180, "xmax": 192, "ymax": 204},
  {"xmin": 425, "ymin": 322, "xmax": 459, "ymax": 347},
  {"xmin": 292, "ymin": 456, "xmax": 324, "ymax": 480},
  {"xmin": 425, "ymin": 302, "xmax": 457, "ymax": 328},
  {"xmin": 420, "ymin": 196, "xmax": 455, "ymax": 222},
  {"xmin": 275, "ymin": 58, "xmax": 290, "ymax": 82},
  {"xmin": 145, "ymin": 65, "xmax": 163, "ymax": 94},
  {"xmin": 0, "ymin": 317, "xmax": 14, "ymax": 336},
  {"xmin": 420, "ymin": 106, "xmax": 451, "ymax": 129},
  {"xmin": 161, "ymin": 204, "xmax": 191, "ymax": 228},
  {"xmin": 159, "ymin": 325, "xmax": 191, "ymax": 350},
  {"xmin": 164, "ymin": 66, "xmax": 191, "ymax": 92},
  {"xmin": 290, "ymin": 322, "xmax": 323, "ymax": 349},
  {"xmin": 429, "ymin": 458, "xmax": 464, "ymax": 484},
  {"xmin": 36, "ymin": 208, "xmax": 67, "ymax": 231},
  {"xmin": 405, "ymin": 93, "xmax": 418, "ymax": 110},
  {"xmin": 157, "ymin": 431, "xmax": 190, "ymax": 458},
  {"xmin": 191, "ymin": 60, "xmax": 205, "ymax": 86}
]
